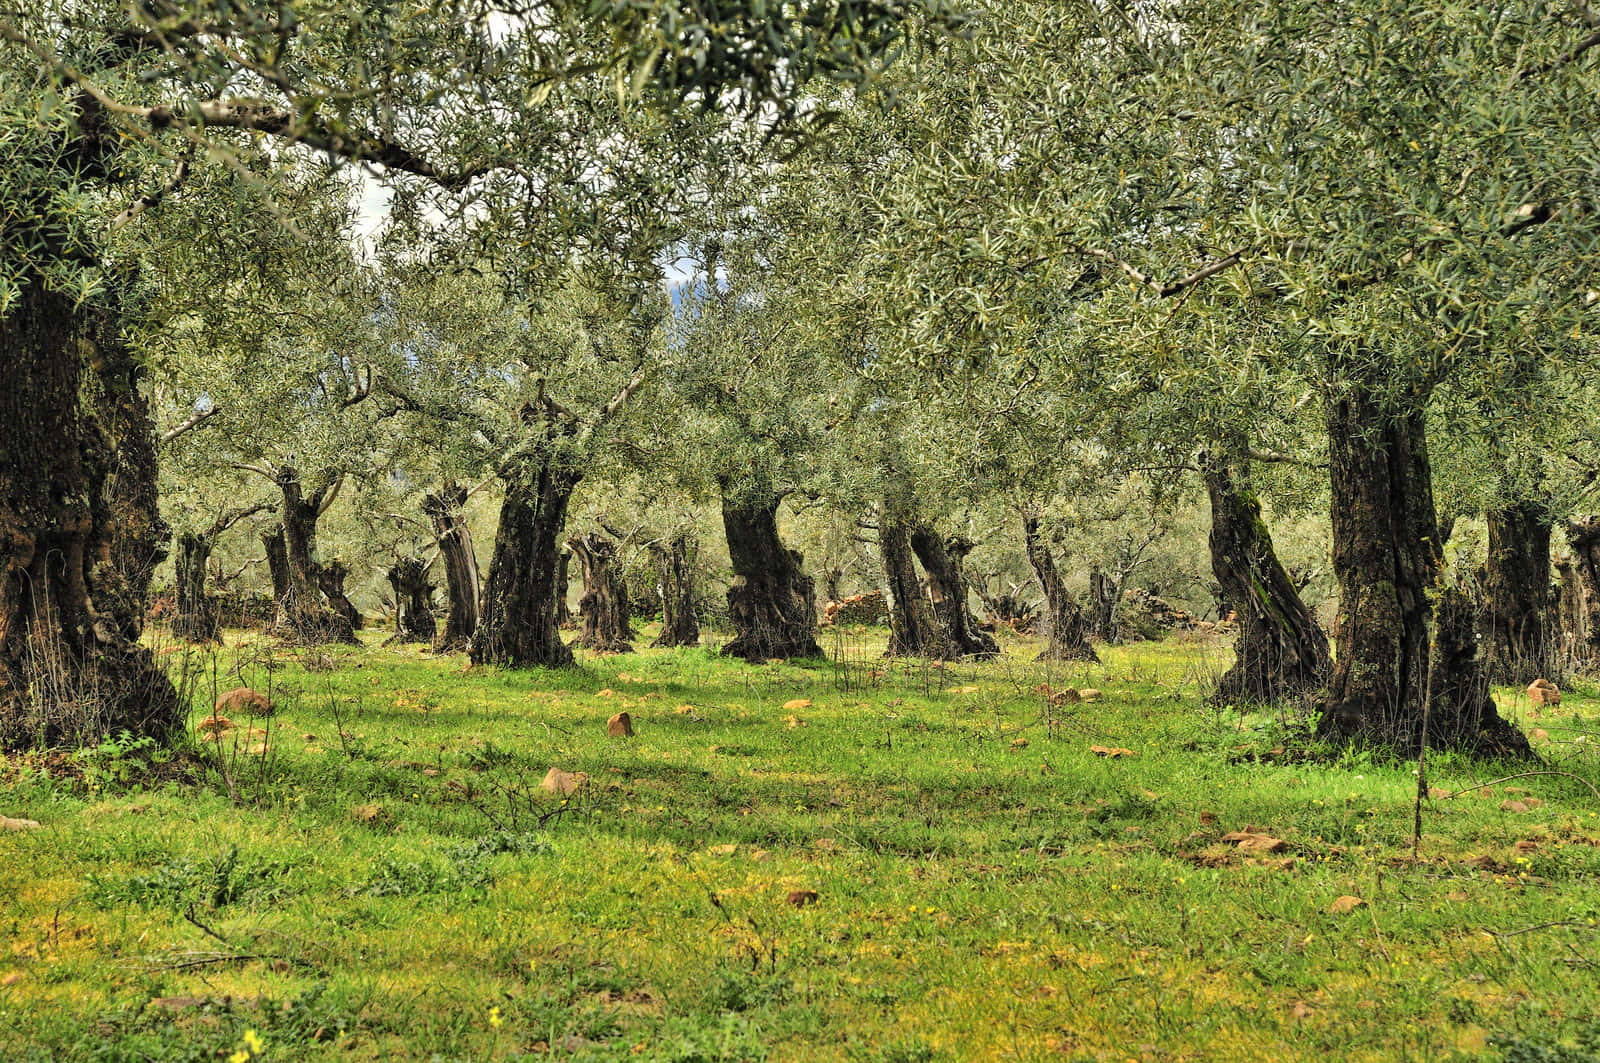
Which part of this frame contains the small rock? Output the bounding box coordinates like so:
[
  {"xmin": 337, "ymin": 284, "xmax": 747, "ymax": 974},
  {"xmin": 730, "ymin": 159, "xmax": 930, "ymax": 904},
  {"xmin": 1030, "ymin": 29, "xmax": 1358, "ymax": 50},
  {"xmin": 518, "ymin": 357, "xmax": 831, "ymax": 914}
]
[
  {"xmin": 786, "ymin": 889, "xmax": 820, "ymax": 908},
  {"xmin": 1010, "ymin": 738, "xmax": 1029, "ymax": 750},
  {"xmin": 783, "ymin": 698, "xmax": 812, "ymax": 711},
  {"xmin": 215, "ymin": 687, "xmax": 273, "ymax": 717},
  {"xmin": 1328, "ymin": 895, "xmax": 1366, "ymax": 915},
  {"xmin": 1500, "ymin": 800, "xmax": 1530, "ymax": 813},
  {"xmin": 0, "ymin": 816, "xmax": 40, "ymax": 831},
  {"xmin": 542, "ymin": 768, "xmax": 588, "ymax": 796},
  {"xmin": 197, "ymin": 715, "xmax": 233, "ymax": 738},
  {"xmin": 1528, "ymin": 678, "xmax": 1561, "ymax": 708},
  {"xmin": 1078, "ymin": 688, "xmax": 1102, "ymax": 701},
  {"xmin": 607, "ymin": 711, "xmax": 635, "ymax": 738}
]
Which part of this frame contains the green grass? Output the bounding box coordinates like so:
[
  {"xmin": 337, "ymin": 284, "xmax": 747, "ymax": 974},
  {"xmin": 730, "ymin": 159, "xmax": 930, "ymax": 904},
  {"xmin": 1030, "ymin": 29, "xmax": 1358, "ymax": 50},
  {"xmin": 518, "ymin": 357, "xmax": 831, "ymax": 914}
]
[{"xmin": 3, "ymin": 625, "xmax": 1600, "ymax": 1061}]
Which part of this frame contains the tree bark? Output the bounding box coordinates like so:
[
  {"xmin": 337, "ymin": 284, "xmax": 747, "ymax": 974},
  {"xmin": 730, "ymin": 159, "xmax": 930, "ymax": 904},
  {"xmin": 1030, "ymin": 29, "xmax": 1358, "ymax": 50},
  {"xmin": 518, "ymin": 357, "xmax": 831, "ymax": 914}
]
[
  {"xmin": 720, "ymin": 490, "xmax": 822, "ymax": 661},
  {"xmin": 1020, "ymin": 516, "xmax": 1098, "ymax": 663},
  {"xmin": 423, "ymin": 482, "xmax": 480, "ymax": 653},
  {"xmin": 651, "ymin": 534, "xmax": 701, "ymax": 648},
  {"xmin": 318, "ymin": 560, "xmax": 365, "ymax": 632},
  {"xmin": 0, "ymin": 283, "xmax": 180, "ymax": 749},
  {"xmin": 568, "ymin": 532, "xmax": 634, "ymax": 653},
  {"xmin": 1202, "ymin": 455, "xmax": 1330, "ymax": 704},
  {"xmin": 1563, "ymin": 518, "xmax": 1600, "ymax": 667},
  {"xmin": 554, "ymin": 550, "xmax": 573, "ymax": 628},
  {"xmin": 1087, "ymin": 568, "xmax": 1118, "ymax": 643},
  {"xmin": 92, "ymin": 304, "xmax": 168, "ymax": 623},
  {"xmin": 881, "ymin": 503, "xmax": 940, "ymax": 658},
  {"xmin": 1316, "ymin": 384, "xmax": 1528, "ymax": 755},
  {"xmin": 171, "ymin": 532, "xmax": 220, "ymax": 643},
  {"xmin": 1483, "ymin": 501, "xmax": 1555, "ymax": 684},
  {"xmin": 385, "ymin": 557, "xmax": 437, "ymax": 645},
  {"xmin": 271, "ymin": 467, "xmax": 357, "ymax": 645},
  {"xmin": 470, "ymin": 462, "xmax": 580, "ymax": 668},
  {"xmin": 910, "ymin": 526, "xmax": 1000, "ymax": 659},
  {"xmin": 262, "ymin": 526, "xmax": 290, "ymax": 634}
]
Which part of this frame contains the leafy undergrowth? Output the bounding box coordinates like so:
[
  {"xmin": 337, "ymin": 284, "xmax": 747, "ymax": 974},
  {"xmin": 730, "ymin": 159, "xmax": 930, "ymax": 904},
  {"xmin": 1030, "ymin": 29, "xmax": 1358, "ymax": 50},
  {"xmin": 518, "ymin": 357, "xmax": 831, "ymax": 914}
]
[{"xmin": 3, "ymin": 627, "xmax": 1599, "ymax": 1061}]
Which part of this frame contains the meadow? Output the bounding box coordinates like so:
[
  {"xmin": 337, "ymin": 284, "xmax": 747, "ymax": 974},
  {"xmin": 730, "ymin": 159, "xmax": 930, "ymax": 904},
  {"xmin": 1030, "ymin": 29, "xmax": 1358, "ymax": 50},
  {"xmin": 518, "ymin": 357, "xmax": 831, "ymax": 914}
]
[{"xmin": 3, "ymin": 626, "xmax": 1599, "ymax": 1062}]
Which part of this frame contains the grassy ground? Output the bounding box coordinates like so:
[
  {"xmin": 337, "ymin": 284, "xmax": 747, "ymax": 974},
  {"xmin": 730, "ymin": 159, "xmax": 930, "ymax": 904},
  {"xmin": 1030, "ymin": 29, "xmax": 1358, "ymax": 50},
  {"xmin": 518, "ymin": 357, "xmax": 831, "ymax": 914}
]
[{"xmin": 3, "ymin": 624, "xmax": 1600, "ymax": 1062}]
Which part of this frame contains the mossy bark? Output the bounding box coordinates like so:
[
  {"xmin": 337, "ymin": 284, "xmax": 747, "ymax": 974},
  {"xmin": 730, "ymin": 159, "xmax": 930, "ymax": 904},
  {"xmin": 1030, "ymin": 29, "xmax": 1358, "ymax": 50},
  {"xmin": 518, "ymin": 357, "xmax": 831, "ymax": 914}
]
[
  {"xmin": 651, "ymin": 534, "xmax": 701, "ymax": 649},
  {"xmin": 423, "ymin": 482, "xmax": 480, "ymax": 653},
  {"xmin": 881, "ymin": 500, "xmax": 941, "ymax": 658},
  {"xmin": 1483, "ymin": 501, "xmax": 1554, "ymax": 684}
]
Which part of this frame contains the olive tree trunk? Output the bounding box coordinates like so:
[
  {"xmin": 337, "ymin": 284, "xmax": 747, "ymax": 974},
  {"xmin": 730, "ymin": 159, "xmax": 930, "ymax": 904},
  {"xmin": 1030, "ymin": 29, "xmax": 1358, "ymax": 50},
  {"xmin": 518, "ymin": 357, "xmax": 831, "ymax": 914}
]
[
  {"xmin": 470, "ymin": 463, "xmax": 580, "ymax": 668},
  {"xmin": 1316, "ymin": 383, "xmax": 1528, "ymax": 755},
  {"xmin": 1483, "ymin": 501, "xmax": 1554, "ymax": 684},
  {"xmin": 1202, "ymin": 455, "xmax": 1330, "ymax": 704},
  {"xmin": 261, "ymin": 527, "xmax": 291, "ymax": 634},
  {"xmin": 0, "ymin": 284, "xmax": 179, "ymax": 749},
  {"xmin": 569, "ymin": 532, "xmax": 634, "ymax": 654},
  {"xmin": 881, "ymin": 503, "xmax": 940, "ymax": 658},
  {"xmin": 271, "ymin": 467, "xmax": 357, "ymax": 645},
  {"xmin": 910, "ymin": 527, "xmax": 999, "ymax": 659},
  {"xmin": 651, "ymin": 534, "xmax": 701, "ymax": 648},
  {"xmin": 1562, "ymin": 518, "xmax": 1600, "ymax": 667},
  {"xmin": 385, "ymin": 558, "xmax": 437, "ymax": 645},
  {"xmin": 319, "ymin": 560, "xmax": 364, "ymax": 633},
  {"xmin": 721, "ymin": 490, "xmax": 822, "ymax": 662},
  {"xmin": 1021, "ymin": 515, "xmax": 1098, "ymax": 663},
  {"xmin": 423, "ymin": 482, "xmax": 480, "ymax": 653}
]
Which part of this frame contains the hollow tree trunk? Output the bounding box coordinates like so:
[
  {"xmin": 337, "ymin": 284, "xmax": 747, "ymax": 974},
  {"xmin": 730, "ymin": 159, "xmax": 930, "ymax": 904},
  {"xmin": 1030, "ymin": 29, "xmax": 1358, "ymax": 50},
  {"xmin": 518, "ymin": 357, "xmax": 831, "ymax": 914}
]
[
  {"xmin": 1021, "ymin": 516, "xmax": 1098, "ymax": 663},
  {"xmin": 911, "ymin": 526, "xmax": 1000, "ymax": 659},
  {"xmin": 651, "ymin": 534, "xmax": 701, "ymax": 648},
  {"xmin": 881, "ymin": 503, "xmax": 940, "ymax": 658},
  {"xmin": 0, "ymin": 284, "xmax": 180, "ymax": 750},
  {"xmin": 721, "ymin": 490, "xmax": 822, "ymax": 661},
  {"xmin": 385, "ymin": 558, "xmax": 437, "ymax": 645},
  {"xmin": 554, "ymin": 550, "xmax": 573, "ymax": 628},
  {"xmin": 318, "ymin": 560, "xmax": 365, "ymax": 632},
  {"xmin": 1202, "ymin": 455, "xmax": 1330, "ymax": 704},
  {"xmin": 423, "ymin": 482, "xmax": 479, "ymax": 653},
  {"xmin": 470, "ymin": 463, "xmax": 579, "ymax": 668},
  {"xmin": 1483, "ymin": 501, "xmax": 1554, "ymax": 684},
  {"xmin": 568, "ymin": 532, "xmax": 634, "ymax": 653},
  {"xmin": 1564, "ymin": 518, "xmax": 1600, "ymax": 666},
  {"xmin": 272, "ymin": 467, "xmax": 356, "ymax": 645},
  {"xmin": 172, "ymin": 532, "xmax": 221, "ymax": 643},
  {"xmin": 262, "ymin": 527, "xmax": 290, "ymax": 634},
  {"xmin": 1316, "ymin": 385, "xmax": 1528, "ymax": 755}
]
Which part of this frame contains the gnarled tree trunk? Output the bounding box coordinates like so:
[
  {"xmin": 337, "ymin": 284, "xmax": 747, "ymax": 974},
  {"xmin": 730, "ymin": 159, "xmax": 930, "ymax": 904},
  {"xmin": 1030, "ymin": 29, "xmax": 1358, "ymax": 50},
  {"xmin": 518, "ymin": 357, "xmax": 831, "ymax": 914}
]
[
  {"xmin": 1087, "ymin": 568, "xmax": 1118, "ymax": 644},
  {"xmin": 262, "ymin": 527, "xmax": 290, "ymax": 634},
  {"xmin": 569, "ymin": 532, "xmax": 634, "ymax": 653},
  {"xmin": 910, "ymin": 527, "xmax": 999, "ymax": 660},
  {"xmin": 721, "ymin": 489, "xmax": 821, "ymax": 661},
  {"xmin": 1483, "ymin": 501, "xmax": 1554, "ymax": 684},
  {"xmin": 1316, "ymin": 383, "xmax": 1527, "ymax": 755},
  {"xmin": 272, "ymin": 467, "xmax": 356, "ymax": 645},
  {"xmin": 1563, "ymin": 518, "xmax": 1600, "ymax": 668},
  {"xmin": 1203, "ymin": 455, "xmax": 1330, "ymax": 705},
  {"xmin": 423, "ymin": 482, "xmax": 479, "ymax": 653},
  {"xmin": 554, "ymin": 550, "xmax": 573, "ymax": 628},
  {"xmin": 94, "ymin": 305, "xmax": 168, "ymax": 619},
  {"xmin": 172, "ymin": 532, "xmax": 220, "ymax": 643},
  {"xmin": 881, "ymin": 502, "xmax": 940, "ymax": 658},
  {"xmin": 0, "ymin": 284, "xmax": 179, "ymax": 749},
  {"xmin": 651, "ymin": 534, "xmax": 701, "ymax": 648},
  {"xmin": 1021, "ymin": 515, "xmax": 1097, "ymax": 663},
  {"xmin": 386, "ymin": 558, "xmax": 437, "ymax": 645},
  {"xmin": 471, "ymin": 463, "xmax": 580, "ymax": 669},
  {"xmin": 318, "ymin": 560, "xmax": 364, "ymax": 632}
]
